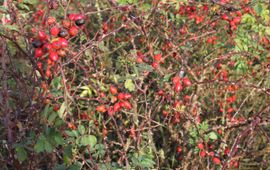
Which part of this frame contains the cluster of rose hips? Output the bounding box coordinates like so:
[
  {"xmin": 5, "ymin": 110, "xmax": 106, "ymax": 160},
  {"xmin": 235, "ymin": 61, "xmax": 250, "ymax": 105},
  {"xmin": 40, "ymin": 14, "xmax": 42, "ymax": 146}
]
[
  {"xmin": 220, "ymin": 2, "xmax": 256, "ymax": 31},
  {"xmin": 159, "ymin": 93, "xmax": 189, "ymax": 121},
  {"xmin": 221, "ymin": 11, "xmax": 242, "ymax": 31},
  {"xmin": 172, "ymin": 75, "xmax": 192, "ymax": 92},
  {"xmin": 197, "ymin": 142, "xmax": 222, "ymax": 165},
  {"xmin": 177, "ymin": 1, "xmax": 254, "ymax": 33},
  {"xmin": 31, "ymin": 13, "xmax": 85, "ymax": 77},
  {"xmin": 178, "ymin": 4, "xmax": 209, "ymax": 25},
  {"xmin": 136, "ymin": 52, "xmax": 164, "ymax": 69},
  {"xmin": 96, "ymin": 85, "xmax": 132, "ymax": 116}
]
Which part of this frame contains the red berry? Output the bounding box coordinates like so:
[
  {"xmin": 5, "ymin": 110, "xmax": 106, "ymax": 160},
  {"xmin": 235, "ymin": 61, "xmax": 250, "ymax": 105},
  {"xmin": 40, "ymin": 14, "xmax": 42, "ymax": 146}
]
[
  {"xmin": 58, "ymin": 38, "xmax": 68, "ymax": 48},
  {"xmin": 119, "ymin": 101, "xmax": 125, "ymax": 108},
  {"xmin": 69, "ymin": 26, "xmax": 79, "ymax": 36},
  {"xmin": 51, "ymin": 40, "xmax": 61, "ymax": 50},
  {"xmin": 236, "ymin": 11, "xmax": 242, "ymax": 17},
  {"xmin": 58, "ymin": 49, "xmax": 67, "ymax": 57},
  {"xmin": 172, "ymin": 76, "xmax": 181, "ymax": 84},
  {"xmin": 197, "ymin": 143, "xmax": 204, "ymax": 150},
  {"xmin": 37, "ymin": 62, "xmax": 42, "ymax": 69},
  {"xmin": 208, "ymin": 151, "xmax": 215, "ymax": 157},
  {"xmin": 177, "ymin": 146, "xmax": 182, "ymax": 153},
  {"xmin": 213, "ymin": 157, "xmax": 221, "ymax": 165},
  {"xmin": 47, "ymin": 17, "xmax": 56, "ymax": 25},
  {"xmin": 199, "ymin": 150, "xmax": 206, "ymax": 157},
  {"xmin": 50, "ymin": 26, "xmax": 60, "ymax": 36},
  {"xmin": 224, "ymin": 147, "xmax": 230, "ymax": 155},
  {"xmin": 174, "ymin": 82, "xmax": 183, "ymax": 92},
  {"xmin": 68, "ymin": 13, "xmax": 77, "ymax": 21},
  {"xmin": 137, "ymin": 51, "xmax": 143, "ymax": 58},
  {"xmin": 110, "ymin": 85, "xmax": 118, "ymax": 95},
  {"xmin": 182, "ymin": 77, "xmax": 192, "ymax": 86},
  {"xmin": 113, "ymin": 102, "xmax": 121, "ymax": 112},
  {"xmin": 124, "ymin": 93, "xmax": 132, "ymax": 100},
  {"xmin": 53, "ymin": 104, "xmax": 60, "ymax": 111},
  {"xmin": 158, "ymin": 90, "xmax": 164, "ymax": 96},
  {"xmin": 122, "ymin": 101, "xmax": 132, "ymax": 110},
  {"xmin": 49, "ymin": 51, "xmax": 59, "ymax": 61},
  {"xmin": 233, "ymin": 161, "xmax": 239, "ymax": 168},
  {"xmin": 35, "ymin": 48, "xmax": 43, "ymax": 58},
  {"xmin": 162, "ymin": 110, "xmax": 169, "ymax": 116},
  {"xmin": 38, "ymin": 31, "xmax": 47, "ymax": 40},
  {"xmin": 136, "ymin": 57, "xmax": 143, "ymax": 63},
  {"xmin": 219, "ymin": 107, "xmax": 223, "ymax": 113},
  {"xmin": 47, "ymin": 59, "xmax": 54, "ymax": 66},
  {"xmin": 96, "ymin": 105, "xmax": 106, "ymax": 113},
  {"xmin": 227, "ymin": 108, "xmax": 234, "ymax": 113},
  {"xmin": 221, "ymin": 14, "xmax": 229, "ymax": 20},
  {"xmin": 151, "ymin": 62, "xmax": 158, "ymax": 68},
  {"xmin": 184, "ymin": 95, "xmax": 191, "ymax": 102},
  {"xmin": 62, "ymin": 20, "xmax": 71, "ymax": 28},
  {"xmin": 74, "ymin": 14, "xmax": 84, "ymax": 20},
  {"xmin": 217, "ymin": 129, "xmax": 223, "ymax": 135},
  {"xmin": 46, "ymin": 69, "xmax": 51, "ymax": 77},
  {"xmin": 226, "ymin": 95, "xmax": 236, "ymax": 103},
  {"xmin": 43, "ymin": 43, "xmax": 52, "ymax": 53},
  {"xmin": 173, "ymin": 101, "xmax": 181, "ymax": 108},
  {"xmin": 117, "ymin": 93, "xmax": 125, "ymax": 100},
  {"xmin": 103, "ymin": 23, "xmax": 108, "ymax": 33},
  {"xmin": 153, "ymin": 53, "xmax": 162, "ymax": 62},
  {"xmin": 233, "ymin": 17, "xmax": 241, "ymax": 24},
  {"xmin": 108, "ymin": 107, "xmax": 115, "ymax": 116}
]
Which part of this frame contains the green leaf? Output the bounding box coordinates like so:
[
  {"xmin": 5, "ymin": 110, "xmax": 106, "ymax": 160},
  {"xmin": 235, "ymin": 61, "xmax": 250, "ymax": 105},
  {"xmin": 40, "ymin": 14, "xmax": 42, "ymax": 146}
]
[
  {"xmin": 48, "ymin": 113, "xmax": 57, "ymax": 124},
  {"xmin": 79, "ymin": 86, "xmax": 92, "ymax": 97},
  {"xmin": 54, "ymin": 164, "xmax": 67, "ymax": 170},
  {"xmin": 69, "ymin": 162, "xmax": 83, "ymax": 170},
  {"xmin": 78, "ymin": 125, "xmax": 85, "ymax": 135},
  {"xmin": 254, "ymin": 4, "xmax": 263, "ymax": 15},
  {"xmin": 138, "ymin": 63, "xmax": 153, "ymax": 72},
  {"xmin": 15, "ymin": 146, "xmax": 27, "ymax": 163},
  {"xmin": 17, "ymin": 3, "xmax": 30, "ymax": 11},
  {"xmin": 4, "ymin": 25, "xmax": 20, "ymax": 32},
  {"xmin": 42, "ymin": 104, "xmax": 51, "ymax": 118},
  {"xmin": 241, "ymin": 14, "xmax": 255, "ymax": 24},
  {"xmin": 44, "ymin": 140, "xmax": 53, "ymax": 153},
  {"xmin": 199, "ymin": 121, "xmax": 209, "ymax": 132},
  {"xmin": 34, "ymin": 135, "xmax": 45, "ymax": 153},
  {"xmin": 23, "ymin": 0, "xmax": 38, "ymax": 5},
  {"xmin": 58, "ymin": 102, "xmax": 66, "ymax": 119},
  {"xmin": 65, "ymin": 130, "xmax": 79, "ymax": 137},
  {"xmin": 265, "ymin": 27, "xmax": 270, "ymax": 36},
  {"xmin": 162, "ymin": 73, "xmax": 174, "ymax": 82},
  {"xmin": 64, "ymin": 145, "xmax": 73, "ymax": 159},
  {"xmin": 80, "ymin": 90, "xmax": 88, "ymax": 97},
  {"xmin": 235, "ymin": 60, "xmax": 248, "ymax": 73},
  {"xmin": 54, "ymin": 133, "xmax": 64, "ymax": 145},
  {"xmin": 97, "ymin": 41, "xmax": 109, "ymax": 52},
  {"xmin": 208, "ymin": 131, "xmax": 218, "ymax": 140},
  {"xmin": 6, "ymin": 40, "xmax": 17, "ymax": 56},
  {"xmin": 80, "ymin": 135, "xmax": 97, "ymax": 147},
  {"xmin": 140, "ymin": 157, "xmax": 155, "ymax": 168},
  {"xmin": 132, "ymin": 153, "xmax": 155, "ymax": 168},
  {"xmin": 0, "ymin": 6, "xmax": 8, "ymax": 13},
  {"xmin": 52, "ymin": 76, "xmax": 62, "ymax": 89},
  {"xmin": 117, "ymin": 0, "xmax": 127, "ymax": 5},
  {"xmin": 140, "ymin": 3, "xmax": 151, "ymax": 11},
  {"xmin": 124, "ymin": 79, "xmax": 135, "ymax": 92}
]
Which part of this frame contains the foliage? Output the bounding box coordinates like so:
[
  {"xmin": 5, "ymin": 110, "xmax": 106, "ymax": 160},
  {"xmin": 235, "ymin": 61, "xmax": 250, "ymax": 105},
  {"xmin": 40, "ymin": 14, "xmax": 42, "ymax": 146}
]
[{"xmin": 0, "ymin": 0, "xmax": 270, "ymax": 169}]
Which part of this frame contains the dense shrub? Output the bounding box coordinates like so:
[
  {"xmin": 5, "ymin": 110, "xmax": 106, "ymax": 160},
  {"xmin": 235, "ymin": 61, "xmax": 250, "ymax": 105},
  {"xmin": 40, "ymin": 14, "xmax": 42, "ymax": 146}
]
[{"xmin": 0, "ymin": 0, "xmax": 269, "ymax": 169}]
